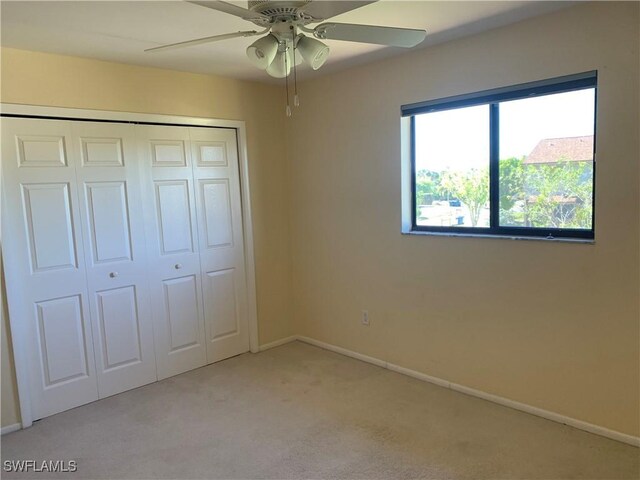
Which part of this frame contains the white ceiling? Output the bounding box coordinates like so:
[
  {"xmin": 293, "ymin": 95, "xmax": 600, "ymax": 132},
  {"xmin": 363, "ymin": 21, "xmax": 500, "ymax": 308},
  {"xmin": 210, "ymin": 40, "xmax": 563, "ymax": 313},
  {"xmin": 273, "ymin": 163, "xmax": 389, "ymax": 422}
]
[{"xmin": 1, "ymin": 1, "xmax": 576, "ymax": 84}]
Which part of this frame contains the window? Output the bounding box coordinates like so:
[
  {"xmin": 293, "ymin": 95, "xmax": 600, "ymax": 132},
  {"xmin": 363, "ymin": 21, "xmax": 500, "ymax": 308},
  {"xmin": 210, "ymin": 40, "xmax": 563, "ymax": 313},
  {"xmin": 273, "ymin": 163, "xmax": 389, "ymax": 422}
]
[{"xmin": 402, "ymin": 72, "xmax": 597, "ymax": 240}]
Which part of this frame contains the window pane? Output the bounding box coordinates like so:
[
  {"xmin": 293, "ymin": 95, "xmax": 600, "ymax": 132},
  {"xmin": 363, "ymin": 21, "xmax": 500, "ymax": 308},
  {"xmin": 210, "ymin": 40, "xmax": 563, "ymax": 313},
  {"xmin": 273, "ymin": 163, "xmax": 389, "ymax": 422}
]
[
  {"xmin": 499, "ymin": 88, "xmax": 595, "ymax": 229},
  {"xmin": 414, "ymin": 105, "xmax": 490, "ymax": 228}
]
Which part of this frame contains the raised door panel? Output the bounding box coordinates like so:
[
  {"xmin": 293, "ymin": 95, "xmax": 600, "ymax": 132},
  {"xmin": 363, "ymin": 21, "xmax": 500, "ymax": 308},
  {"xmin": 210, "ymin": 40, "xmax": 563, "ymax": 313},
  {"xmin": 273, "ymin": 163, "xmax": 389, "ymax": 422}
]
[
  {"xmin": 189, "ymin": 128, "xmax": 237, "ymax": 171},
  {"xmin": 193, "ymin": 141, "xmax": 227, "ymax": 167},
  {"xmin": 16, "ymin": 135, "xmax": 67, "ymax": 167},
  {"xmin": 96, "ymin": 286, "xmax": 142, "ymax": 370},
  {"xmin": 200, "ymin": 179, "xmax": 233, "ymax": 249},
  {"xmin": 80, "ymin": 137, "xmax": 124, "ymax": 167},
  {"xmin": 29, "ymin": 292, "xmax": 98, "ymax": 419},
  {"xmin": 36, "ymin": 295, "xmax": 89, "ymax": 387},
  {"xmin": 150, "ymin": 141, "xmax": 187, "ymax": 167},
  {"xmin": 17, "ymin": 135, "xmax": 67, "ymax": 168},
  {"xmin": 204, "ymin": 269, "xmax": 239, "ymax": 341},
  {"xmin": 154, "ymin": 181, "xmax": 194, "ymax": 255},
  {"xmin": 21, "ymin": 183, "xmax": 78, "ymax": 273},
  {"xmin": 203, "ymin": 266, "xmax": 248, "ymax": 363},
  {"xmin": 163, "ymin": 275, "xmax": 201, "ymax": 353},
  {"xmin": 85, "ymin": 182, "xmax": 132, "ymax": 264}
]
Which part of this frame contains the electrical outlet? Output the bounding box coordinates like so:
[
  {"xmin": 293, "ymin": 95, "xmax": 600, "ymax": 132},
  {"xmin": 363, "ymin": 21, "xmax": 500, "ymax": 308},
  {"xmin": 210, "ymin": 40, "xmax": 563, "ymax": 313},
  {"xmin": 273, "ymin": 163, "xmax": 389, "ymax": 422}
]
[{"xmin": 361, "ymin": 310, "xmax": 370, "ymax": 326}]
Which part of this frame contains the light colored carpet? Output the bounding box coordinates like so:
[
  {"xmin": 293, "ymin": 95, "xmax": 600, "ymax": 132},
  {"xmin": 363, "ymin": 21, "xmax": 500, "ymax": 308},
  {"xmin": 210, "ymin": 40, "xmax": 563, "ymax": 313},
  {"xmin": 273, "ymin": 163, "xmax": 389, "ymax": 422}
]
[{"xmin": 1, "ymin": 341, "xmax": 638, "ymax": 479}]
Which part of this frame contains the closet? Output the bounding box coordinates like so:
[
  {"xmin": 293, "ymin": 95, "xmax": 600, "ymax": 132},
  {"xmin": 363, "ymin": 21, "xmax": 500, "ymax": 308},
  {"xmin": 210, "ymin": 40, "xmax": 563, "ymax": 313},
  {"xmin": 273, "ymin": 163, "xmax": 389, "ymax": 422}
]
[{"xmin": 1, "ymin": 116, "xmax": 251, "ymax": 421}]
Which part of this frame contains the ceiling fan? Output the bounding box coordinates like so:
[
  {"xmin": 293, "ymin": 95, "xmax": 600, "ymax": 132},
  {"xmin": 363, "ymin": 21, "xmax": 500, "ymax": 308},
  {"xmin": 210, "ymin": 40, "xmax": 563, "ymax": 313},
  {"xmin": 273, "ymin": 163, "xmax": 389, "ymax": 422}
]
[{"xmin": 145, "ymin": 1, "xmax": 427, "ymax": 79}]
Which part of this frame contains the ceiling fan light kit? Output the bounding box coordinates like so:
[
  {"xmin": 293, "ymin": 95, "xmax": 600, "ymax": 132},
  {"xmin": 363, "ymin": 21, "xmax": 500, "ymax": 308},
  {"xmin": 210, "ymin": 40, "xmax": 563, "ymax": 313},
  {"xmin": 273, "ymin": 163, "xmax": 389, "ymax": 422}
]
[
  {"xmin": 246, "ymin": 33, "xmax": 279, "ymax": 68},
  {"xmin": 296, "ymin": 34, "xmax": 329, "ymax": 70},
  {"xmin": 265, "ymin": 48, "xmax": 291, "ymax": 78},
  {"xmin": 146, "ymin": 1, "xmax": 427, "ymax": 114},
  {"xmin": 246, "ymin": 32, "xmax": 328, "ymax": 74}
]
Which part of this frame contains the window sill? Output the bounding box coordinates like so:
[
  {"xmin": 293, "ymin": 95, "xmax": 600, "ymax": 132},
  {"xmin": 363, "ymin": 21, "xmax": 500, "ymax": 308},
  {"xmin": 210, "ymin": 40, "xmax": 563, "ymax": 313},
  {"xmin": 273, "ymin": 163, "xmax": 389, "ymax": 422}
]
[{"xmin": 401, "ymin": 230, "xmax": 595, "ymax": 244}]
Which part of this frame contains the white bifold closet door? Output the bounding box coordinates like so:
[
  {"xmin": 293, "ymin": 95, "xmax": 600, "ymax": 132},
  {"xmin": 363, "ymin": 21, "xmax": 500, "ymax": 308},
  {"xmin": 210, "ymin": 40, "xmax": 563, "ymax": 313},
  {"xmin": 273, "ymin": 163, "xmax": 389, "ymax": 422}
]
[
  {"xmin": 190, "ymin": 127, "xmax": 249, "ymax": 364},
  {"xmin": 137, "ymin": 125, "xmax": 206, "ymax": 379},
  {"xmin": 72, "ymin": 121, "xmax": 157, "ymax": 397},
  {"xmin": 137, "ymin": 125, "xmax": 250, "ymax": 379},
  {"xmin": 2, "ymin": 116, "xmax": 250, "ymax": 421},
  {"xmin": 1, "ymin": 118, "xmax": 157, "ymax": 420},
  {"xmin": 2, "ymin": 118, "xmax": 99, "ymax": 419}
]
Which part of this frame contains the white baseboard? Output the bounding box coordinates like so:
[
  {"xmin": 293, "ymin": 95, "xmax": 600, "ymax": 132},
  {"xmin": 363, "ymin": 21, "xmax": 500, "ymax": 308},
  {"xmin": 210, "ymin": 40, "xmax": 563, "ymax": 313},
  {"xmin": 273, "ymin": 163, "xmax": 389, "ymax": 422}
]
[
  {"xmin": 258, "ymin": 335, "xmax": 298, "ymax": 352},
  {"xmin": 294, "ymin": 336, "xmax": 640, "ymax": 448},
  {"xmin": 1, "ymin": 423, "xmax": 21, "ymax": 435},
  {"xmin": 297, "ymin": 335, "xmax": 387, "ymax": 367}
]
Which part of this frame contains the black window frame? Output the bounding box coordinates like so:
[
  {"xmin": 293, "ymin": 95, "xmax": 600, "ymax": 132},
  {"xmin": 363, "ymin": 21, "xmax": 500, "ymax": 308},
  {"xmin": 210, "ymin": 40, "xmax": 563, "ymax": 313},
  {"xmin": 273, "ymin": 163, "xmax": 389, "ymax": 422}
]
[{"xmin": 402, "ymin": 71, "xmax": 598, "ymax": 240}]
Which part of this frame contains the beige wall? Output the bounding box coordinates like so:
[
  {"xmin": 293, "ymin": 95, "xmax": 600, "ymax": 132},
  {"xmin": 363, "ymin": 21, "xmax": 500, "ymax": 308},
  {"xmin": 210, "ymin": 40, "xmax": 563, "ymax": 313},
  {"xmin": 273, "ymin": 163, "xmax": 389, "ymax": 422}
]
[
  {"xmin": 0, "ymin": 48, "xmax": 294, "ymax": 426},
  {"xmin": 289, "ymin": 2, "xmax": 639, "ymax": 437},
  {"xmin": 2, "ymin": 1, "xmax": 638, "ymax": 439},
  {"xmin": 1, "ymin": 254, "xmax": 20, "ymax": 426}
]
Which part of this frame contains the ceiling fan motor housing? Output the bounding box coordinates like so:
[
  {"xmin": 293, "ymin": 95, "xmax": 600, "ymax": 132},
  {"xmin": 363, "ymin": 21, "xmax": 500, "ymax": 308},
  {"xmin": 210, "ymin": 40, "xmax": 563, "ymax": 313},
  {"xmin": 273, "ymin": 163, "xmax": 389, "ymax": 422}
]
[{"xmin": 248, "ymin": 1, "xmax": 310, "ymax": 18}]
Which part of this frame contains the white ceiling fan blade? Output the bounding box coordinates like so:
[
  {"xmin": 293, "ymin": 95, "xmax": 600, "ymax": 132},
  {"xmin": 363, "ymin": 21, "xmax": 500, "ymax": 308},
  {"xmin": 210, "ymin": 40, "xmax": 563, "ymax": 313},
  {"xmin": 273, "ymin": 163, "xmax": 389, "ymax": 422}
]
[
  {"xmin": 188, "ymin": 1, "xmax": 270, "ymax": 23},
  {"xmin": 300, "ymin": 1, "xmax": 377, "ymax": 21},
  {"xmin": 145, "ymin": 30, "xmax": 263, "ymax": 53},
  {"xmin": 314, "ymin": 23, "xmax": 426, "ymax": 47}
]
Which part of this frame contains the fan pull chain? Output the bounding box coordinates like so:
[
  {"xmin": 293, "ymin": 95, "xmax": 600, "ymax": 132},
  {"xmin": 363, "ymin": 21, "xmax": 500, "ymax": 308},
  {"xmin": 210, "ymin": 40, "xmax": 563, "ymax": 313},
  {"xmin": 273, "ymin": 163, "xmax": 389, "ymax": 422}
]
[
  {"xmin": 284, "ymin": 46, "xmax": 292, "ymax": 117},
  {"xmin": 293, "ymin": 46, "xmax": 299, "ymax": 107}
]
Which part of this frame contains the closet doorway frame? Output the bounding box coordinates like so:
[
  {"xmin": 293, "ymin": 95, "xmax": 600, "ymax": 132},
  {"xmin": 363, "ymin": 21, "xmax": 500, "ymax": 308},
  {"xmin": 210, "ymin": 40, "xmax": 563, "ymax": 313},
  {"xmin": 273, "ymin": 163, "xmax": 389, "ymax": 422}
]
[{"xmin": 0, "ymin": 103, "xmax": 260, "ymax": 429}]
